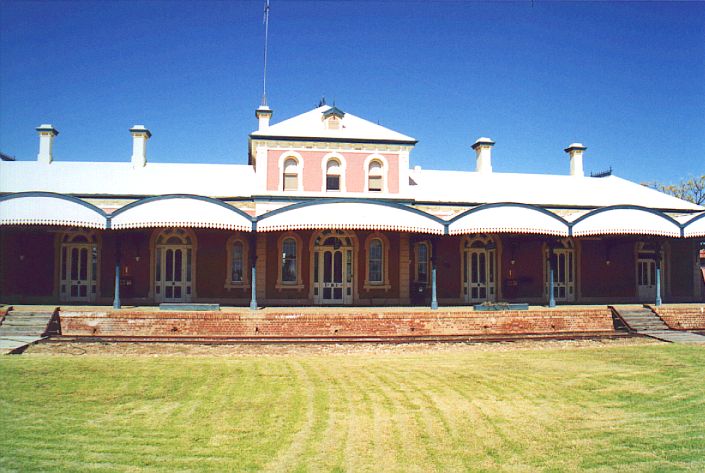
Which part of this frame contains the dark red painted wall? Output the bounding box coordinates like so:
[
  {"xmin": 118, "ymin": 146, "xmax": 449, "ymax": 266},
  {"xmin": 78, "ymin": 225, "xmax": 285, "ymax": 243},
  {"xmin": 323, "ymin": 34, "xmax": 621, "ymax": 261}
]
[
  {"xmin": 669, "ymin": 239, "xmax": 694, "ymax": 298},
  {"xmin": 435, "ymin": 236, "xmax": 462, "ymax": 299},
  {"xmin": 500, "ymin": 236, "xmax": 544, "ymax": 300},
  {"xmin": 580, "ymin": 239, "xmax": 635, "ymax": 298},
  {"xmin": 0, "ymin": 230, "xmax": 55, "ymax": 298}
]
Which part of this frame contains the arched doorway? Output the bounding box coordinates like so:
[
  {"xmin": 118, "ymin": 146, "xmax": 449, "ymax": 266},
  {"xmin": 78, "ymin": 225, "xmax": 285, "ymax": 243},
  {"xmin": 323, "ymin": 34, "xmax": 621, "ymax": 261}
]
[
  {"xmin": 545, "ymin": 239, "xmax": 576, "ymax": 302},
  {"xmin": 59, "ymin": 229, "xmax": 100, "ymax": 303},
  {"xmin": 462, "ymin": 235, "xmax": 497, "ymax": 303},
  {"xmin": 153, "ymin": 228, "xmax": 196, "ymax": 303},
  {"xmin": 312, "ymin": 230, "xmax": 354, "ymax": 304}
]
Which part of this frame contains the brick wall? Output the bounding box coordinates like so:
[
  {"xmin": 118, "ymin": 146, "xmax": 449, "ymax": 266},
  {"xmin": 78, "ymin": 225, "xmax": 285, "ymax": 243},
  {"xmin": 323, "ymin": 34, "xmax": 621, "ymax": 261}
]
[
  {"xmin": 59, "ymin": 307, "xmax": 615, "ymax": 339},
  {"xmin": 651, "ymin": 305, "xmax": 705, "ymax": 330}
]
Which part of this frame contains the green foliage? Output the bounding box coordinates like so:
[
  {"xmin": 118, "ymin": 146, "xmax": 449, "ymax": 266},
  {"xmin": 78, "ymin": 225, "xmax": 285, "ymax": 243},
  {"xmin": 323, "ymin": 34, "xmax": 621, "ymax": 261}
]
[
  {"xmin": 644, "ymin": 175, "xmax": 705, "ymax": 205},
  {"xmin": 2, "ymin": 344, "xmax": 705, "ymax": 471}
]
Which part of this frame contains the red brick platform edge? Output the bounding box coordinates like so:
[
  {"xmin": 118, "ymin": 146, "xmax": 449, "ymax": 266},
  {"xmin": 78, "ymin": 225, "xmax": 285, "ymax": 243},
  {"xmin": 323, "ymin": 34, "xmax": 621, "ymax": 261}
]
[
  {"xmin": 650, "ymin": 306, "xmax": 705, "ymax": 331},
  {"xmin": 59, "ymin": 308, "xmax": 616, "ymax": 339}
]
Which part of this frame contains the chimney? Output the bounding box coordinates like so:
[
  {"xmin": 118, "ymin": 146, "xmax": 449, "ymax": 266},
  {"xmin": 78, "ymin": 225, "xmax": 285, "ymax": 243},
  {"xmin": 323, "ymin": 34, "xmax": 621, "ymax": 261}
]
[
  {"xmin": 255, "ymin": 105, "xmax": 273, "ymax": 131},
  {"xmin": 130, "ymin": 125, "xmax": 152, "ymax": 168},
  {"xmin": 564, "ymin": 143, "xmax": 587, "ymax": 177},
  {"xmin": 472, "ymin": 137, "xmax": 495, "ymax": 173},
  {"xmin": 36, "ymin": 124, "xmax": 59, "ymax": 163}
]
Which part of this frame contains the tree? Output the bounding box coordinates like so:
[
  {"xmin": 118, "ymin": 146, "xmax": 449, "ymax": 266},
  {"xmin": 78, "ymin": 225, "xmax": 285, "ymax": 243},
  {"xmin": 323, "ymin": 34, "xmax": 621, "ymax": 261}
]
[{"xmin": 644, "ymin": 175, "xmax": 705, "ymax": 206}]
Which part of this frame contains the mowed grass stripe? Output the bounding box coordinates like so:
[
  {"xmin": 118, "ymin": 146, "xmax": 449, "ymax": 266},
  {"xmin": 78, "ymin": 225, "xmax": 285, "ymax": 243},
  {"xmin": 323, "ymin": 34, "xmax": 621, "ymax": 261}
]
[{"xmin": 1, "ymin": 344, "xmax": 705, "ymax": 471}]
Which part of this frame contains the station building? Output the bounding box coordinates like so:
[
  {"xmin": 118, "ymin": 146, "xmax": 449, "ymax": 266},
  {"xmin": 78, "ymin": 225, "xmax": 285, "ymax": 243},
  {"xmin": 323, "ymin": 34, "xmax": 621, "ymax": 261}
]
[{"xmin": 1, "ymin": 104, "xmax": 704, "ymax": 309}]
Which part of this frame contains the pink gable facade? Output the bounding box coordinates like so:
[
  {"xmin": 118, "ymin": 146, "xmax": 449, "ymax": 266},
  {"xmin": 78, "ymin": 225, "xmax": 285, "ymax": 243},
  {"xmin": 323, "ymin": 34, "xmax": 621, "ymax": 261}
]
[{"xmin": 266, "ymin": 150, "xmax": 400, "ymax": 193}]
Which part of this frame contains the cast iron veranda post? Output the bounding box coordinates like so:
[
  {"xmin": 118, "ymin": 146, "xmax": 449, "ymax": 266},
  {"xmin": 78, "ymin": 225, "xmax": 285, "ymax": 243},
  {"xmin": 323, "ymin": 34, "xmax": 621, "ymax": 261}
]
[
  {"xmin": 113, "ymin": 235, "xmax": 121, "ymax": 309},
  {"xmin": 655, "ymin": 244, "xmax": 662, "ymax": 307},
  {"xmin": 250, "ymin": 233, "xmax": 258, "ymax": 310},
  {"xmin": 548, "ymin": 245, "xmax": 555, "ymax": 308},
  {"xmin": 431, "ymin": 238, "xmax": 438, "ymax": 310}
]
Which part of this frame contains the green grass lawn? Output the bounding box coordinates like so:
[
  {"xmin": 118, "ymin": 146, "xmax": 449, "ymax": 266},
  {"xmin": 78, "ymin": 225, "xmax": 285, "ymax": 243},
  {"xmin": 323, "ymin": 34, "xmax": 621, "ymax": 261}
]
[{"xmin": 1, "ymin": 342, "xmax": 704, "ymax": 472}]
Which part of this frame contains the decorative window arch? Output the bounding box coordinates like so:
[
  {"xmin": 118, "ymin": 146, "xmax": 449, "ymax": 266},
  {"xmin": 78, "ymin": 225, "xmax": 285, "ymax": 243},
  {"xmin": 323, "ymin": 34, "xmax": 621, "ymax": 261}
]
[
  {"xmin": 61, "ymin": 229, "xmax": 99, "ymax": 244},
  {"xmin": 364, "ymin": 233, "xmax": 391, "ymax": 289},
  {"xmin": 277, "ymin": 232, "xmax": 304, "ymax": 289},
  {"xmin": 225, "ymin": 235, "xmax": 250, "ymax": 288},
  {"xmin": 364, "ymin": 154, "xmax": 389, "ymax": 193},
  {"xmin": 321, "ymin": 153, "xmax": 346, "ymax": 192},
  {"xmin": 278, "ymin": 151, "xmax": 304, "ymax": 192}
]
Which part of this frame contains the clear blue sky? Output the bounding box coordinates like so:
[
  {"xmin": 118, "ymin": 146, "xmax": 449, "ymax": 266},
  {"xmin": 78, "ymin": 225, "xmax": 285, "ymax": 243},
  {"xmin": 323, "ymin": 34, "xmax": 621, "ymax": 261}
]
[{"xmin": 1, "ymin": 0, "xmax": 703, "ymax": 184}]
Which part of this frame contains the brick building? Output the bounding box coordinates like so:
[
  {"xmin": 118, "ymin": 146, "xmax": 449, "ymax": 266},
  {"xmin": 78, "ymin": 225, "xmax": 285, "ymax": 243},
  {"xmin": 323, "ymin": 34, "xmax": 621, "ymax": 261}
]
[{"xmin": 1, "ymin": 104, "xmax": 704, "ymax": 308}]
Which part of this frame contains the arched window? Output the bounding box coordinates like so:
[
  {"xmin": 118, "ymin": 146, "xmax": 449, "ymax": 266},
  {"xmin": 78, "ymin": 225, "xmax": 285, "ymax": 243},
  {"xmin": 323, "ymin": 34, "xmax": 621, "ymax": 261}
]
[
  {"xmin": 368, "ymin": 160, "xmax": 384, "ymax": 192},
  {"xmin": 283, "ymin": 158, "xmax": 299, "ymax": 191},
  {"xmin": 282, "ymin": 237, "xmax": 298, "ymax": 283},
  {"xmin": 415, "ymin": 242, "xmax": 429, "ymax": 283},
  {"xmin": 368, "ymin": 238, "xmax": 383, "ymax": 284},
  {"xmin": 326, "ymin": 159, "xmax": 341, "ymax": 191},
  {"xmin": 225, "ymin": 236, "xmax": 249, "ymax": 287},
  {"xmin": 232, "ymin": 240, "xmax": 244, "ymax": 282}
]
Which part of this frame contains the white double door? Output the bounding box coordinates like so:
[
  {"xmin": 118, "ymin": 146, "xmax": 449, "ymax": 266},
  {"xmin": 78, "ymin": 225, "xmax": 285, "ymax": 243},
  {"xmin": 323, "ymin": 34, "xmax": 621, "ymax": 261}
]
[
  {"xmin": 313, "ymin": 247, "xmax": 353, "ymax": 304},
  {"xmin": 464, "ymin": 248, "xmax": 496, "ymax": 303},
  {"xmin": 155, "ymin": 245, "xmax": 193, "ymax": 302},
  {"xmin": 637, "ymin": 257, "xmax": 658, "ymax": 300},
  {"xmin": 548, "ymin": 249, "xmax": 575, "ymax": 302},
  {"xmin": 60, "ymin": 243, "xmax": 97, "ymax": 302}
]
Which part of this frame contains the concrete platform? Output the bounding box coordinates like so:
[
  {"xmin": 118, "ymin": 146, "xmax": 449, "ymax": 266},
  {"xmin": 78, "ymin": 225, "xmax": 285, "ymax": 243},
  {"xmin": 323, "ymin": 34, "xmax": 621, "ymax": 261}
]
[{"xmin": 0, "ymin": 336, "xmax": 45, "ymax": 354}]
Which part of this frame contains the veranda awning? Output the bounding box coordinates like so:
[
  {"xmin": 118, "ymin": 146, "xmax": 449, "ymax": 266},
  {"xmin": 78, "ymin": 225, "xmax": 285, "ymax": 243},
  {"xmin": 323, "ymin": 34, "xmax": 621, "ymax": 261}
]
[
  {"xmin": 0, "ymin": 193, "xmax": 107, "ymax": 229},
  {"xmin": 256, "ymin": 200, "xmax": 445, "ymax": 234},
  {"xmin": 571, "ymin": 207, "xmax": 681, "ymax": 237},
  {"xmin": 681, "ymin": 212, "xmax": 705, "ymax": 238},
  {"xmin": 448, "ymin": 204, "xmax": 569, "ymax": 236},
  {"xmin": 110, "ymin": 196, "xmax": 253, "ymax": 231}
]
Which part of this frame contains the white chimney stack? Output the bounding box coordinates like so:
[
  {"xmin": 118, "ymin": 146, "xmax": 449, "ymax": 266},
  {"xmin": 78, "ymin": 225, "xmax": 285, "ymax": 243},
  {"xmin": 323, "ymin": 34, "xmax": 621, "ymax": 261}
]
[
  {"xmin": 36, "ymin": 124, "xmax": 59, "ymax": 164},
  {"xmin": 564, "ymin": 143, "xmax": 587, "ymax": 177},
  {"xmin": 472, "ymin": 137, "xmax": 495, "ymax": 173},
  {"xmin": 255, "ymin": 105, "xmax": 273, "ymax": 131},
  {"xmin": 130, "ymin": 125, "xmax": 152, "ymax": 168}
]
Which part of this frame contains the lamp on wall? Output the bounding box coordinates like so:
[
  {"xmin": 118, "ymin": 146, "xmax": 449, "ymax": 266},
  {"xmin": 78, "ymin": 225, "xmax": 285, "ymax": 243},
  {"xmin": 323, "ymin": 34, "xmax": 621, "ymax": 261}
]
[
  {"xmin": 605, "ymin": 242, "xmax": 612, "ymax": 266},
  {"xmin": 133, "ymin": 235, "xmax": 141, "ymax": 262},
  {"xmin": 509, "ymin": 242, "xmax": 518, "ymax": 266}
]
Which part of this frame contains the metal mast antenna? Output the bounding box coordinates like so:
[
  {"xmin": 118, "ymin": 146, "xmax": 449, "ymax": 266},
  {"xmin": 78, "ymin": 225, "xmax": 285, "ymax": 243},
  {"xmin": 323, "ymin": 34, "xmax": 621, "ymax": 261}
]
[{"xmin": 261, "ymin": 0, "xmax": 271, "ymax": 106}]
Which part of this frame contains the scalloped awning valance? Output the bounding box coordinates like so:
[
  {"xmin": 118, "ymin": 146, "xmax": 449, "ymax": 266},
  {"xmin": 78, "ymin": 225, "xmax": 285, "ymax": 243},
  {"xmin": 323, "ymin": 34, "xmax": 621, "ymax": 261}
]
[
  {"xmin": 256, "ymin": 201, "xmax": 445, "ymax": 235},
  {"xmin": 0, "ymin": 194, "xmax": 107, "ymax": 229},
  {"xmin": 571, "ymin": 208, "xmax": 681, "ymax": 237},
  {"xmin": 110, "ymin": 196, "xmax": 252, "ymax": 231},
  {"xmin": 448, "ymin": 205, "xmax": 569, "ymax": 236},
  {"xmin": 681, "ymin": 212, "xmax": 705, "ymax": 238}
]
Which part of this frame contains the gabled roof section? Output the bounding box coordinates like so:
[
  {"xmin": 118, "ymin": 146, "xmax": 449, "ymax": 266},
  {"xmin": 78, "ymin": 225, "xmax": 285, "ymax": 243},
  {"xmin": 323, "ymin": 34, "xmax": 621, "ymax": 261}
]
[
  {"xmin": 0, "ymin": 161, "xmax": 255, "ymax": 197},
  {"xmin": 322, "ymin": 106, "xmax": 345, "ymax": 119},
  {"xmin": 411, "ymin": 170, "xmax": 703, "ymax": 211},
  {"xmin": 250, "ymin": 105, "xmax": 417, "ymax": 144}
]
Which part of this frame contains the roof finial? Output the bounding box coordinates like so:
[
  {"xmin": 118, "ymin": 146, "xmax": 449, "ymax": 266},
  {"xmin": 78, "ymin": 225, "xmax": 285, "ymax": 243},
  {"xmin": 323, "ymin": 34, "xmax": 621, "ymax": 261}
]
[
  {"xmin": 261, "ymin": 0, "xmax": 271, "ymax": 106},
  {"xmin": 318, "ymin": 96, "xmax": 327, "ymax": 107}
]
